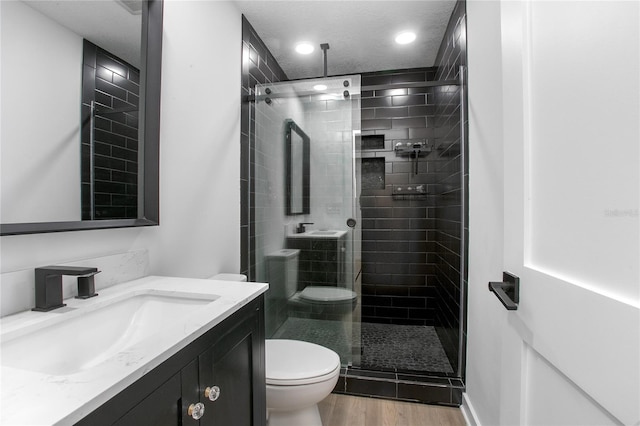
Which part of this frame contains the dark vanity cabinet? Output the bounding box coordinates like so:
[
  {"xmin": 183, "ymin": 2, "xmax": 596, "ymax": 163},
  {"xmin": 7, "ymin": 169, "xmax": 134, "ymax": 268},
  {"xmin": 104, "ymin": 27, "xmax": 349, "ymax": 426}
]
[
  {"xmin": 197, "ymin": 318, "xmax": 256, "ymax": 425},
  {"xmin": 77, "ymin": 296, "xmax": 266, "ymax": 426}
]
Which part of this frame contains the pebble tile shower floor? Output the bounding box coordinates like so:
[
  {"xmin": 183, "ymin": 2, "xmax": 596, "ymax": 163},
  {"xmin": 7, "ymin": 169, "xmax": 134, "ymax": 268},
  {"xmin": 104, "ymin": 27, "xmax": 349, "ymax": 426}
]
[
  {"xmin": 272, "ymin": 317, "xmax": 453, "ymax": 373},
  {"xmin": 360, "ymin": 322, "xmax": 453, "ymax": 373}
]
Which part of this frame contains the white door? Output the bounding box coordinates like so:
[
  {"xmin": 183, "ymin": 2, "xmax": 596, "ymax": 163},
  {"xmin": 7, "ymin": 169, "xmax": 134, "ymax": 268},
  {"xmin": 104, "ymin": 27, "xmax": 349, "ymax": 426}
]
[{"xmin": 496, "ymin": 1, "xmax": 639, "ymax": 424}]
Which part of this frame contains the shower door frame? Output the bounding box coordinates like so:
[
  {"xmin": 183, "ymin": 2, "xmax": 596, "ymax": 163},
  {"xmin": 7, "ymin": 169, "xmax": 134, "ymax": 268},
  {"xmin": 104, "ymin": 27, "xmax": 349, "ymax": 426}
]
[{"xmin": 248, "ymin": 76, "xmax": 363, "ymax": 367}]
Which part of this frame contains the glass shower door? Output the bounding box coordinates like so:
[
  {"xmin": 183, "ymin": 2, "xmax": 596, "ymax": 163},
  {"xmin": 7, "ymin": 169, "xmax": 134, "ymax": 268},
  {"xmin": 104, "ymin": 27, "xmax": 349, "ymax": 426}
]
[{"xmin": 253, "ymin": 76, "xmax": 361, "ymax": 366}]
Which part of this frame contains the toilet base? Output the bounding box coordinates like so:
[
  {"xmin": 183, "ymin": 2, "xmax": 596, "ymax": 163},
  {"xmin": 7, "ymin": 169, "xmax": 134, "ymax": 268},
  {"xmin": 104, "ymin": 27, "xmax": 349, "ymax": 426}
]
[{"xmin": 267, "ymin": 404, "xmax": 322, "ymax": 426}]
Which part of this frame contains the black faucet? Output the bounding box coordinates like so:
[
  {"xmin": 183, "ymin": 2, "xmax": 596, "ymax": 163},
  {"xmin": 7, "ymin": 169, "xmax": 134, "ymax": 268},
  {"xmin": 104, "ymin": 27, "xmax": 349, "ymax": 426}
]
[
  {"xmin": 33, "ymin": 266, "xmax": 101, "ymax": 312},
  {"xmin": 296, "ymin": 222, "xmax": 314, "ymax": 234}
]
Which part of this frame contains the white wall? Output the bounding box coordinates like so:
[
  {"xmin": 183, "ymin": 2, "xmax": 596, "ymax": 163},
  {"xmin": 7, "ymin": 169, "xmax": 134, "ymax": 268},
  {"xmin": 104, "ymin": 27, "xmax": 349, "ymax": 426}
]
[
  {"xmin": 144, "ymin": 0, "xmax": 241, "ymax": 278},
  {"xmin": 1, "ymin": 1, "xmax": 82, "ymax": 223},
  {"xmin": 464, "ymin": 1, "xmax": 506, "ymax": 424},
  {"xmin": 0, "ymin": 1, "xmax": 243, "ymax": 315}
]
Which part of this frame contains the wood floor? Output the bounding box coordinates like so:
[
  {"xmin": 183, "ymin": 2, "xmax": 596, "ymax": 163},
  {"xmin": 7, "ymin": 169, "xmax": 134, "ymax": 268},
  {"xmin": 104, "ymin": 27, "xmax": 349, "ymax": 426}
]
[{"xmin": 318, "ymin": 393, "xmax": 466, "ymax": 426}]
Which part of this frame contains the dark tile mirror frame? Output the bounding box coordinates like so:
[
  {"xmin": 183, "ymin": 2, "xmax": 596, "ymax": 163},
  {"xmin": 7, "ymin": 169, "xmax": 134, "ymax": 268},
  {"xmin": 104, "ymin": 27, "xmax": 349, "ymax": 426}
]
[{"xmin": 1, "ymin": 0, "xmax": 163, "ymax": 236}]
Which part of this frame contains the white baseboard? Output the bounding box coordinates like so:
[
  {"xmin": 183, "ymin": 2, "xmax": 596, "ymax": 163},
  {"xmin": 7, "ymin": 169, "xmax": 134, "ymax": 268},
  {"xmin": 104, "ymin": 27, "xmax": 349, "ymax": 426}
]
[{"xmin": 461, "ymin": 392, "xmax": 480, "ymax": 426}]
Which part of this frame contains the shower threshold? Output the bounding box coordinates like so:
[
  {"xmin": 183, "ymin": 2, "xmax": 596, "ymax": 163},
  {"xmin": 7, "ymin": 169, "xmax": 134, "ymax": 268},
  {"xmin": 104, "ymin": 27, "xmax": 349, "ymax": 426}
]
[{"xmin": 334, "ymin": 366, "xmax": 464, "ymax": 406}]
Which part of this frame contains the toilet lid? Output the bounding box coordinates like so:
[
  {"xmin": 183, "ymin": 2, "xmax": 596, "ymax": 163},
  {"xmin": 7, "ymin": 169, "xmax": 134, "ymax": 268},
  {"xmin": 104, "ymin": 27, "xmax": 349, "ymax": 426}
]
[
  {"xmin": 266, "ymin": 339, "xmax": 341, "ymax": 386},
  {"xmin": 299, "ymin": 286, "xmax": 357, "ymax": 303}
]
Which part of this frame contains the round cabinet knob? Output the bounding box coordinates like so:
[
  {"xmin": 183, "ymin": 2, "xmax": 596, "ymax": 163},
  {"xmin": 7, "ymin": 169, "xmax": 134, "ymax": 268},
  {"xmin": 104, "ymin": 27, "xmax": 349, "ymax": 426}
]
[
  {"xmin": 205, "ymin": 385, "xmax": 221, "ymax": 401},
  {"xmin": 188, "ymin": 402, "xmax": 205, "ymax": 420}
]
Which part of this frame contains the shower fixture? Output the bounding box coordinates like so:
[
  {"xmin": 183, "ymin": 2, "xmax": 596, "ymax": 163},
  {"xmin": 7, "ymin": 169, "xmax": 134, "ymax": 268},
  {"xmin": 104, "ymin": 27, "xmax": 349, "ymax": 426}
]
[
  {"xmin": 394, "ymin": 140, "xmax": 429, "ymax": 155},
  {"xmin": 320, "ymin": 43, "xmax": 330, "ymax": 77},
  {"xmin": 392, "ymin": 184, "xmax": 427, "ymax": 196},
  {"xmin": 394, "ymin": 140, "xmax": 431, "ymax": 174}
]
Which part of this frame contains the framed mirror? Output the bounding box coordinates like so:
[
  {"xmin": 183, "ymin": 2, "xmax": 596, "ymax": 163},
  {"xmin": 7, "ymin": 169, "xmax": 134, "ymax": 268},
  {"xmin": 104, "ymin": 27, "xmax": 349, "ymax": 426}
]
[
  {"xmin": 285, "ymin": 119, "xmax": 310, "ymax": 215},
  {"xmin": 0, "ymin": 0, "xmax": 163, "ymax": 235}
]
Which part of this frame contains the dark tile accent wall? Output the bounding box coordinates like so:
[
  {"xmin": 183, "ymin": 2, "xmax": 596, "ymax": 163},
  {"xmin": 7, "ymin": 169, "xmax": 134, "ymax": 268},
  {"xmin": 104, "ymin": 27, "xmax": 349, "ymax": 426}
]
[
  {"xmin": 286, "ymin": 236, "xmax": 346, "ymax": 288},
  {"xmin": 81, "ymin": 40, "xmax": 139, "ymax": 220},
  {"xmin": 432, "ymin": 0, "xmax": 468, "ymax": 377},
  {"xmin": 240, "ymin": 16, "xmax": 288, "ymax": 279},
  {"xmin": 360, "ymin": 68, "xmax": 441, "ymax": 326}
]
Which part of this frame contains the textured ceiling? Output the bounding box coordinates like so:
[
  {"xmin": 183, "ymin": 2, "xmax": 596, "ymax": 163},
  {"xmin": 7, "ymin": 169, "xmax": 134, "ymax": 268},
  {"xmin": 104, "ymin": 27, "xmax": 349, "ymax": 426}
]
[
  {"xmin": 23, "ymin": 1, "xmax": 455, "ymax": 80},
  {"xmin": 23, "ymin": 1, "xmax": 141, "ymax": 68},
  {"xmin": 235, "ymin": 0, "xmax": 457, "ymax": 80}
]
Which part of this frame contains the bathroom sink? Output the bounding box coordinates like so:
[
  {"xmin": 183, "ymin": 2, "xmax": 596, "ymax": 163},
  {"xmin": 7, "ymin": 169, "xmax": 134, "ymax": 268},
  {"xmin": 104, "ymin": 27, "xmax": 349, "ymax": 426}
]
[
  {"xmin": 288, "ymin": 230, "xmax": 348, "ymax": 238},
  {"xmin": 0, "ymin": 276, "xmax": 268, "ymax": 426},
  {"xmin": 1, "ymin": 290, "xmax": 219, "ymax": 376}
]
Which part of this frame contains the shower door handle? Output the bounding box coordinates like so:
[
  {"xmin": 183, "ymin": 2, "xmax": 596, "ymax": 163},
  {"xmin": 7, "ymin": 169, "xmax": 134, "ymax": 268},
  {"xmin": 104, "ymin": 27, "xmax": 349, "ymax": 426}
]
[{"xmin": 488, "ymin": 272, "xmax": 519, "ymax": 310}]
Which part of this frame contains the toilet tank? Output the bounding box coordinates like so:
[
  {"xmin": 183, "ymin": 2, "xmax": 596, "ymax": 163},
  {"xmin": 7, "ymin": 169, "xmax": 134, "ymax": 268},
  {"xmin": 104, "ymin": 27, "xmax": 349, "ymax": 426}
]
[{"xmin": 265, "ymin": 249, "xmax": 300, "ymax": 298}]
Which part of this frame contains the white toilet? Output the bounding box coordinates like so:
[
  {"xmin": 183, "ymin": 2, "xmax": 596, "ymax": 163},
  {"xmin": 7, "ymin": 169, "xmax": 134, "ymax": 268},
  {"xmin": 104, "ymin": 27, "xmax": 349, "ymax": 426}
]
[
  {"xmin": 266, "ymin": 339, "xmax": 340, "ymax": 426},
  {"xmin": 209, "ymin": 272, "xmax": 342, "ymax": 425}
]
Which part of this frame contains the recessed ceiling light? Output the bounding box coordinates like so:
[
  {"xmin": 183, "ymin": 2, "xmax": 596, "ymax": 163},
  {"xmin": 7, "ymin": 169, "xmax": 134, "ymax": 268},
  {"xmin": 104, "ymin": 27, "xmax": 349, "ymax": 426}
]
[
  {"xmin": 313, "ymin": 84, "xmax": 327, "ymax": 91},
  {"xmin": 395, "ymin": 31, "xmax": 416, "ymax": 45},
  {"xmin": 295, "ymin": 42, "xmax": 314, "ymax": 55}
]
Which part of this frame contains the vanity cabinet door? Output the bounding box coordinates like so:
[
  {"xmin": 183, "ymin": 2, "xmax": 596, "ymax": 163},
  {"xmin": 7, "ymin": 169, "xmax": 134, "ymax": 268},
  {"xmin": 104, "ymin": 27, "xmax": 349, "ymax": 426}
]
[
  {"xmin": 198, "ymin": 308, "xmax": 265, "ymax": 426},
  {"xmin": 180, "ymin": 359, "xmax": 202, "ymax": 425},
  {"xmin": 199, "ymin": 334, "xmax": 253, "ymax": 425},
  {"xmin": 112, "ymin": 372, "xmax": 182, "ymax": 426}
]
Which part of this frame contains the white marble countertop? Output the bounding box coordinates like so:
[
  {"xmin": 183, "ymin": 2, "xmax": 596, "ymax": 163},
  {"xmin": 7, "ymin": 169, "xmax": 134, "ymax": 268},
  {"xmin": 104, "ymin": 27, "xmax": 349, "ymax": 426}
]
[{"xmin": 0, "ymin": 276, "xmax": 268, "ymax": 426}]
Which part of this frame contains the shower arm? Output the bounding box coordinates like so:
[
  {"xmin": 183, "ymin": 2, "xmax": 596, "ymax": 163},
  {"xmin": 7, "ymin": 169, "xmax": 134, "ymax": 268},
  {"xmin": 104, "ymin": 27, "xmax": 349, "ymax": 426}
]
[{"xmin": 320, "ymin": 43, "xmax": 330, "ymax": 78}]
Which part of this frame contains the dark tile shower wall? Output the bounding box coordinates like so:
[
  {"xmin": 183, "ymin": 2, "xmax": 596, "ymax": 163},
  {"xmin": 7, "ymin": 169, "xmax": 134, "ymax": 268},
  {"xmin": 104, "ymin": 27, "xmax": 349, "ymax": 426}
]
[
  {"xmin": 360, "ymin": 68, "xmax": 441, "ymax": 326},
  {"xmin": 81, "ymin": 40, "xmax": 139, "ymax": 220},
  {"xmin": 432, "ymin": 0, "xmax": 468, "ymax": 376},
  {"xmin": 239, "ymin": 7, "xmax": 467, "ymax": 405},
  {"xmin": 240, "ymin": 16, "xmax": 288, "ymax": 279}
]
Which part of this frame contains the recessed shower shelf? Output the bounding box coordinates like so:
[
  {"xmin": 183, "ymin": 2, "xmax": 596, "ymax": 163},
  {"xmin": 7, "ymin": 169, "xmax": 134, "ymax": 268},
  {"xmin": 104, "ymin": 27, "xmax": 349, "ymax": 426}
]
[{"xmin": 362, "ymin": 135, "xmax": 385, "ymax": 150}]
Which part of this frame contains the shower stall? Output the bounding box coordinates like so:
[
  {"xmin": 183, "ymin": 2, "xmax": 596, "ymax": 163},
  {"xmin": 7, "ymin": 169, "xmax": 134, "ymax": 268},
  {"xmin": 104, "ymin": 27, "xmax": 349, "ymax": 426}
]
[
  {"xmin": 248, "ymin": 73, "xmax": 465, "ymax": 370},
  {"xmin": 240, "ymin": 3, "xmax": 467, "ymax": 404}
]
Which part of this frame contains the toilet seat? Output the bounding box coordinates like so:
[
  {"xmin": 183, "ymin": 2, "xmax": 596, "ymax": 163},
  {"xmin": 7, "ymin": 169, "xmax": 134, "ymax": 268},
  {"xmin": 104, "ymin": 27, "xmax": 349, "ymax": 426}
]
[
  {"xmin": 266, "ymin": 339, "xmax": 341, "ymax": 386},
  {"xmin": 299, "ymin": 286, "xmax": 357, "ymax": 304}
]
